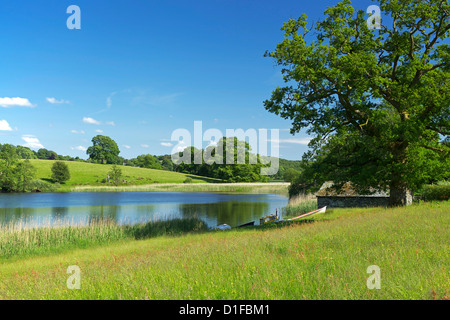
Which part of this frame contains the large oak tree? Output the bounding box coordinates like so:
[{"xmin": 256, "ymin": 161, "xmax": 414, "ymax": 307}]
[{"xmin": 264, "ymin": 0, "xmax": 450, "ymax": 206}]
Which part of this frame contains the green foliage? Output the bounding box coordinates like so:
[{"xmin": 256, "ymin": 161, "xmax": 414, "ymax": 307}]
[
  {"xmin": 30, "ymin": 179, "xmax": 60, "ymax": 192},
  {"xmin": 264, "ymin": 0, "xmax": 450, "ymax": 205},
  {"xmin": 15, "ymin": 160, "xmax": 37, "ymax": 192},
  {"xmin": 127, "ymin": 154, "xmax": 162, "ymax": 169},
  {"xmin": 37, "ymin": 148, "xmax": 58, "ymax": 160},
  {"xmin": 421, "ymin": 184, "xmax": 450, "ymax": 201},
  {"xmin": 267, "ymin": 158, "xmax": 302, "ymax": 180},
  {"xmin": 0, "ymin": 145, "xmax": 37, "ymax": 192},
  {"xmin": 15, "ymin": 146, "xmax": 37, "ymax": 159},
  {"xmin": 283, "ymin": 168, "xmax": 301, "ymax": 182},
  {"xmin": 108, "ymin": 165, "xmax": 123, "ymax": 186},
  {"xmin": 86, "ymin": 135, "xmax": 121, "ymax": 164},
  {"xmin": 174, "ymin": 137, "xmax": 269, "ymax": 182},
  {"xmin": 51, "ymin": 161, "xmax": 71, "ymax": 184},
  {"xmin": 183, "ymin": 177, "xmax": 193, "ymax": 183}
]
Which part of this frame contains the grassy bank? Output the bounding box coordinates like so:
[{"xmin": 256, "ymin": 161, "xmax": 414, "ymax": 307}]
[
  {"xmin": 71, "ymin": 182, "xmax": 290, "ymax": 194},
  {"xmin": 0, "ymin": 201, "xmax": 448, "ymax": 299}
]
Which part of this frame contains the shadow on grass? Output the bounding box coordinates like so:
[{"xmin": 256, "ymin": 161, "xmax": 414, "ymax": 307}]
[
  {"xmin": 124, "ymin": 217, "xmax": 210, "ymax": 240},
  {"xmin": 185, "ymin": 174, "xmax": 224, "ymax": 184}
]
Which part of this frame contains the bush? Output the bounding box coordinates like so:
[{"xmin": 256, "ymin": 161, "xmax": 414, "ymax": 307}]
[
  {"xmin": 51, "ymin": 161, "xmax": 70, "ymax": 184},
  {"xmin": 30, "ymin": 180, "xmax": 60, "ymax": 192},
  {"xmin": 283, "ymin": 168, "xmax": 301, "ymax": 182},
  {"xmin": 183, "ymin": 177, "xmax": 193, "ymax": 184},
  {"xmin": 108, "ymin": 165, "xmax": 123, "ymax": 186},
  {"xmin": 421, "ymin": 184, "xmax": 450, "ymax": 201}
]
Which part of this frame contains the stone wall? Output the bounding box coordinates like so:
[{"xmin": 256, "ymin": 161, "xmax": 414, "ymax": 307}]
[{"xmin": 317, "ymin": 196, "xmax": 390, "ymax": 208}]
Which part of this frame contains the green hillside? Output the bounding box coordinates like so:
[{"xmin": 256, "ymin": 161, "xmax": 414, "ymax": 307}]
[{"xmin": 29, "ymin": 159, "xmax": 218, "ymax": 191}]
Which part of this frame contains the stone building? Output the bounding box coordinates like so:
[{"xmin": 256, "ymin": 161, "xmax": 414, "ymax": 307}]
[{"xmin": 316, "ymin": 181, "xmax": 390, "ymax": 208}]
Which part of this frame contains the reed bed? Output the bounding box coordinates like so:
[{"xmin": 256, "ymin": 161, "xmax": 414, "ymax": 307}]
[
  {"xmin": 0, "ymin": 217, "xmax": 209, "ymax": 260},
  {"xmin": 71, "ymin": 182, "xmax": 290, "ymax": 194},
  {"xmin": 282, "ymin": 193, "xmax": 317, "ymax": 218}
]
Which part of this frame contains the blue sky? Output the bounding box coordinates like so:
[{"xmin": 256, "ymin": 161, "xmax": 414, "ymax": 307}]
[{"xmin": 0, "ymin": 0, "xmax": 375, "ymax": 160}]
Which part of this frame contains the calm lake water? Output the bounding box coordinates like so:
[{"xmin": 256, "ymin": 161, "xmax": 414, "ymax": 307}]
[{"xmin": 0, "ymin": 192, "xmax": 288, "ymax": 228}]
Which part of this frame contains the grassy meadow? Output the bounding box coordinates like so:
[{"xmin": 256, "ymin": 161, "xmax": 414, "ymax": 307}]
[
  {"xmin": 28, "ymin": 160, "xmax": 289, "ymax": 193},
  {"xmin": 0, "ymin": 201, "xmax": 448, "ymax": 300},
  {"xmin": 29, "ymin": 159, "xmax": 220, "ymax": 191}
]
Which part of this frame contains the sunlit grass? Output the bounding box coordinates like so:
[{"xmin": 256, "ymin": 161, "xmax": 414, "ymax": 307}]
[
  {"xmin": 0, "ymin": 217, "xmax": 209, "ymax": 261},
  {"xmin": 29, "ymin": 159, "xmax": 219, "ymax": 191}
]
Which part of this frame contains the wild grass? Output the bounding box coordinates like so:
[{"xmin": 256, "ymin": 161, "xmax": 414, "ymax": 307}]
[
  {"xmin": 0, "ymin": 217, "xmax": 209, "ymax": 261},
  {"xmin": 0, "ymin": 201, "xmax": 448, "ymax": 300},
  {"xmin": 282, "ymin": 193, "xmax": 317, "ymax": 218}
]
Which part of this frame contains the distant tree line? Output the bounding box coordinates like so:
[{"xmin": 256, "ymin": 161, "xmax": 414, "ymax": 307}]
[{"xmin": 0, "ymin": 134, "xmax": 304, "ymax": 192}]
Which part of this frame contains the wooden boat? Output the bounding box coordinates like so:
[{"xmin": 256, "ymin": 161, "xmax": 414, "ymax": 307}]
[
  {"xmin": 237, "ymin": 221, "xmax": 255, "ymax": 228},
  {"xmin": 259, "ymin": 214, "xmax": 279, "ymax": 225},
  {"xmin": 289, "ymin": 206, "xmax": 327, "ymax": 221}
]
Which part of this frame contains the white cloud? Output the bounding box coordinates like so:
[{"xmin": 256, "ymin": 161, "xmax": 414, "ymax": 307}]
[
  {"xmin": 160, "ymin": 142, "xmax": 173, "ymax": 147},
  {"xmin": 269, "ymin": 138, "xmax": 312, "ymax": 145},
  {"xmin": 71, "ymin": 130, "xmax": 85, "ymax": 134},
  {"xmin": 46, "ymin": 97, "xmax": 70, "ymax": 104},
  {"xmin": 22, "ymin": 135, "xmax": 44, "ymax": 149},
  {"xmin": 95, "ymin": 129, "xmax": 104, "ymax": 133},
  {"xmin": 71, "ymin": 146, "xmax": 87, "ymax": 152},
  {"xmin": 123, "ymin": 145, "xmax": 131, "ymax": 149},
  {"xmin": 207, "ymin": 140, "xmax": 218, "ymax": 147},
  {"xmin": 173, "ymin": 141, "xmax": 187, "ymax": 153},
  {"xmin": 174, "ymin": 145, "xmax": 186, "ymax": 152},
  {"xmin": 0, "ymin": 120, "xmax": 12, "ymax": 131},
  {"xmin": 105, "ymin": 121, "xmax": 115, "ymax": 126},
  {"xmin": 141, "ymin": 144, "xmax": 150, "ymax": 148},
  {"xmin": 83, "ymin": 117, "xmax": 101, "ymax": 125},
  {"xmin": 0, "ymin": 97, "xmax": 34, "ymax": 108}
]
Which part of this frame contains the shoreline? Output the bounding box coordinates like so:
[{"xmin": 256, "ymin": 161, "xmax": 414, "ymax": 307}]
[{"xmin": 67, "ymin": 182, "xmax": 290, "ymax": 194}]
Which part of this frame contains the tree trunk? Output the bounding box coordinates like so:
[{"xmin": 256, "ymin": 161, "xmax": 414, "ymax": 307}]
[
  {"xmin": 389, "ymin": 179, "xmax": 412, "ymax": 207},
  {"xmin": 389, "ymin": 141, "xmax": 412, "ymax": 207}
]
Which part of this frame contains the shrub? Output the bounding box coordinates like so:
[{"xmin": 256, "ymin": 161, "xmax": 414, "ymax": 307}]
[
  {"xmin": 108, "ymin": 165, "xmax": 123, "ymax": 186},
  {"xmin": 30, "ymin": 180, "xmax": 60, "ymax": 192},
  {"xmin": 184, "ymin": 177, "xmax": 193, "ymax": 184},
  {"xmin": 51, "ymin": 161, "xmax": 70, "ymax": 184},
  {"xmin": 421, "ymin": 184, "xmax": 450, "ymax": 201}
]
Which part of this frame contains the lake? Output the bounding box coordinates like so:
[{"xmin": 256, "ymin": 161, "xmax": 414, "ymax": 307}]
[{"xmin": 0, "ymin": 192, "xmax": 289, "ymax": 229}]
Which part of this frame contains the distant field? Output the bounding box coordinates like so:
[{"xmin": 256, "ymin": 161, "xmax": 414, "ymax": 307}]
[{"xmin": 29, "ymin": 159, "xmax": 219, "ymax": 191}]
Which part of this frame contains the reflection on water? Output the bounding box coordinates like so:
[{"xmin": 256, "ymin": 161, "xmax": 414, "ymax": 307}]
[{"xmin": 0, "ymin": 192, "xmax": 288, "ymax": 228}]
